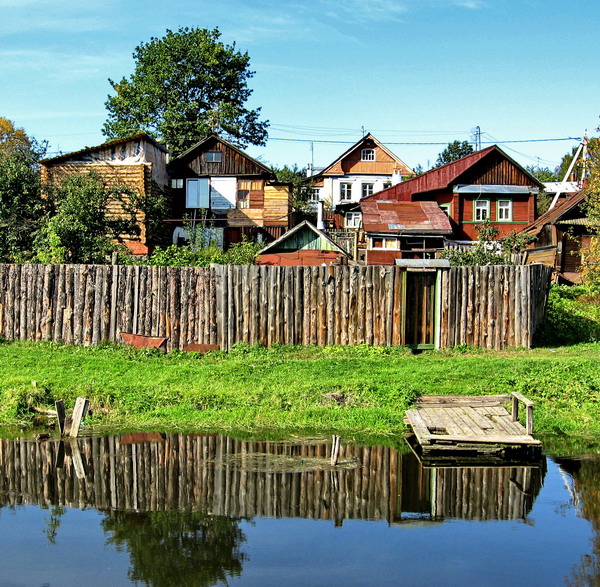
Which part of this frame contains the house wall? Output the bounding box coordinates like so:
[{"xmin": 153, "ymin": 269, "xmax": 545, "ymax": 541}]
[{"xmin": 256, "ymin": 250, "xmax": 345, "ymax": 266}]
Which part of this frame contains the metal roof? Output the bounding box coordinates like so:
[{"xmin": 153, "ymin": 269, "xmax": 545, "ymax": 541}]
[
  {"xmin": 363, "ymin": 145, "xmax": 544, "ymax": 202},
  {"xmin": 361, "ymin": 200, "xmax": 453, "ymax": 235}
]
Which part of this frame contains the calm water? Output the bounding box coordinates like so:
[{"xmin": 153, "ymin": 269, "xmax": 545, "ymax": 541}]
[{"xmin": 0, "ymin": 433, "xmax": 598, "ymax": 586}]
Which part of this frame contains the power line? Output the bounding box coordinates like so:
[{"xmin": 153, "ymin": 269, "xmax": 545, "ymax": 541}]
[{"xmin": 267, "ymin": 136, "xmax": 581, "ymax": 146}]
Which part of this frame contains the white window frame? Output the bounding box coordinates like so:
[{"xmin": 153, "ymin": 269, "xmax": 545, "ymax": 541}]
[
  {"xmin": 345, "ymin": 212, "xmax": 362, "ymax": 229},
  {"xmin": 439, "ymin": 203, "xmax": 451, "ymax": 217},
  {"xmin": 362, "ymin": 183, "xmax": 374, "ymax": 198},
  {"xmin": 497, "ymin": 199, "xmax": 512, "ymax": 222},
  {"xmin": 340, "ymin": 182, "xmax": 353, "ymax": 201},
  {"xmin": 370, "ymin": 236, "xmax": 400, "ymax": 250},
  {"xmin": 206, "ymin": 151, "xmax": 222, "ymax": 163},
  {"xmin": 186, "ymin": 178, "xmax": 210, "ymax": 208},
  {"xmin": 171, "ymin": 178, "xmax": 184, "ymax": 189},
  {"xmin": 361, "ymin": 148, "xmax": 376, "ymax": 161},
  {"xmin": 307, "ymin": 187, "xmax": 320, "ymax": 202},
  {"xmin": 474, "ymin": 200, "xmax": 490, "ymax": 222}
]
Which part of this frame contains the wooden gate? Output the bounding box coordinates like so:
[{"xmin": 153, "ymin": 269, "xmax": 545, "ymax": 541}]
[{"xmin": 403, "ymin": 271, "xmax": 437, "ymax": 349}]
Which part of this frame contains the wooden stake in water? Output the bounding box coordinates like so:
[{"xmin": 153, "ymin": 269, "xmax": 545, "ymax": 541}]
[
  {"xmin": 331, "ymin": 435, "xmax": 341, "ymax": 466},
  {"xmin": 69, "ymin": 397, "xmax": 89, "ymax": 438},
  {"xmin": 55, "ymin": 399, "xmax": 66, "ymax": 435}
]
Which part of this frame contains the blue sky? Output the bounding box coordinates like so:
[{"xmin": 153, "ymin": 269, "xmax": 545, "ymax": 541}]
[{"xmin": 1, "ymin": 0, "xmax": 598, "ymax": 172}]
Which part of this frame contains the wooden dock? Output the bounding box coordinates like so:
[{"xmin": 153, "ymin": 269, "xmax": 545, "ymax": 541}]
[{"xmin": 405, "ymin": 393, "xmax": 542, "ymax": 463}]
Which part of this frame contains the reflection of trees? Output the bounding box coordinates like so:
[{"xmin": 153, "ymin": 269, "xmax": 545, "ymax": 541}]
[
  {"xmin": 558, "ymin": 457, "xmax": 600, "ymax": 586},
  {"xmin": 102, "ymin": 510, "xmax": 248, "ymax": 587}
]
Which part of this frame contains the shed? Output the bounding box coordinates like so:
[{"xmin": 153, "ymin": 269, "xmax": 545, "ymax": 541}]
[{"xmin": 256, "ymin": 220, "xmax": 350, "ymax": 266}]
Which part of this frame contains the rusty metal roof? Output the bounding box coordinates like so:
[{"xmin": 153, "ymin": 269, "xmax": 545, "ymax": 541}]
[{"xmin": 361, "ymin": 200, "xmax": 453, "ymax": 235}]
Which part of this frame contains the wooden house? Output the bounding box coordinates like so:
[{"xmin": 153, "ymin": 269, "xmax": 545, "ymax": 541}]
[
  {"xmin": 361, "ymin": 201, "xmax": 452, "ymax": 265},
  {"xmin": 522, "ymin": 191, "xmax": 592, "ymax": 283},
  {"xmin": 364, "ymin": 145, "xmax": 543, "ymax": 242},
  {"xmin": 168, "ymin": 135, "xmax": 292, "ymax": 247},
  {"xmin": 256, "ymin": 220, "xmax": 350, "ymax": 266},
  {"xmin": 305, "ymin": 134, "xmax": 412, "ymax": 229},
  {"xmin": 40, "ymin": 133, "xmax": 170, "ymax": 256}
]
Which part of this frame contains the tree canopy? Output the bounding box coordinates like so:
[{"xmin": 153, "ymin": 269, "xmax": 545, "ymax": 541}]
[
  {"xmin": 434, "ymin": 140, "xmax": 474, "ymax": 168},
  {"xmin": 103, "ymin": 27, "xmax": 269, "ymax": 157},
  {"xmin": 0, "ymin": 118, "xmax": 45, "ymax": 262}
]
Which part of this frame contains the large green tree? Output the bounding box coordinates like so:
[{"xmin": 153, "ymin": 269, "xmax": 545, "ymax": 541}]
[
  {"xmin": 0, "ymin": 118, "xmax": 45, "ymax": 262},
  {"xmin": 434, "ymin": 140, "xmax": 474, "ymax": 168},
  {"xmin": 103, "ymin": 27, "xmax": 269, "ymax": 156}
]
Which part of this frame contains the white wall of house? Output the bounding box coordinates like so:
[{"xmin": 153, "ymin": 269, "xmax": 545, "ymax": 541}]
[{"xmin": 314, "ymin": 175, "xmax": 393, "ymax": 209}]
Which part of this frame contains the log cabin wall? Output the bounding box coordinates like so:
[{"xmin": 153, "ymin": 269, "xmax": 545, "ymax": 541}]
[{"xmin": 0, "ymin": 263, "xmax": 551, "ymax": 351}]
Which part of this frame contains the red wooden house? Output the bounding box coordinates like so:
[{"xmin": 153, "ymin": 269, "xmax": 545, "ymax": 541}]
[{"xmin": 363, "ymin": 145, "xmax": 543, "ymax": 244}]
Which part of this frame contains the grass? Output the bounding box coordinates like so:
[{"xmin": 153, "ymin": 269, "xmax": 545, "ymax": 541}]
[{"xmin": 0, "ymin": 339, "xmax": 599, "ymax": 440}]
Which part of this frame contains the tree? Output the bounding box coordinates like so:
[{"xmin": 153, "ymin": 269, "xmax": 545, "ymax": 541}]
[
  {"xmin": 0, "ymin": 119, "xmax": 46, "ymax": 262},
  {"xmin": 273, "ymin": 164, "xmax": 309, "ymax": 212},
  {"xmin": 103, "ymin": 27, "xmax": 269, "ymax": 157},
  {"xmin": 581, "ymin": 136, "xmax": 600, "ymax": 293},
  {"xmin": 526, "ymin": 165, "xmax": 557, "ymax": 183},
  {"xmin": 434, "ymin": 140, "xmax": 474, "ymax": 168},
  {"xmin": 35, "ymin": 172, "xmax": 140, "ymax": 264}
]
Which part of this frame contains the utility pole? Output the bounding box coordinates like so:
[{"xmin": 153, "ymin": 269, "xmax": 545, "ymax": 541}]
[
  {"xmin": 471, "ymin": 126, "xmax": 481, "ymax": 151},
  {"xmin": 549, "ymin": 132, "xmax": 588, "ymax": 210}
]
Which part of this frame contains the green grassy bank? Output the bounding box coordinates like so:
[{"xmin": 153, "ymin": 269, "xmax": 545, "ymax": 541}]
[{"xmin": 0, "ymin": 340, "xmax": 599, "ymax": 440}]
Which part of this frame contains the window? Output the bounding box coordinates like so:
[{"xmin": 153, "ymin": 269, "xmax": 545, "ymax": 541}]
[
  {"xmin": 362, "ymin": 183, "xmax": 374, "ymax": 198},
  {"xmin": 497, "ymin": 199, "xmax": 512, "ymax": 221},
  {"xmin": 186, "ymin": 178, "xmax": 209, "ymax": 208},
  {"xmin": 474, "ymin": 200, "xmax": 490, "ymax": 222},
  {"xmin": 171, "ymin": 178, "xmax": 184, "ymax": 189},
  {"xmin": 345, "ymin": 212, "xmax": 362, "ymax": 228},
  {"xmin": 305, "ymin": 187, "xmax": 320, "ymax": 202},
  {"xmin": 206, "ymin": 151, "xmax": 222, "ymax": 163},
  {"xmin": 237, "ymin": 180, "xmax": 251, "ymax": 209},
  {"xmin": 371, "ymin": 237, "xmax": 399, "ymax": 250},
  {"xmin": 439, "ymin": 203, "xmax": 451, "ymax": 217},
  {"xmin": 340, "ymin": 182, "xmax": 353, "ymax": 201},
  {"xmin": 361, "ymin": 148, "xmax": 375, "ymax": 161}
]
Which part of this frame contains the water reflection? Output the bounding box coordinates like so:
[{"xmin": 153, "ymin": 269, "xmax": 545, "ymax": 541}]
[
  {"xmin": 0, "ymin": 433, "xmax": 587, "ymax": 586},
  {"xmin": 0, "ymin": 433, "xmax": 545, "ymax": 524}
]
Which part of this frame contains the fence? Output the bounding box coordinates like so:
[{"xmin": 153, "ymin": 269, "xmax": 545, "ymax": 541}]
[{"xmin": 0, "ymin": 263, "xmax": 552, "ymax": 351}]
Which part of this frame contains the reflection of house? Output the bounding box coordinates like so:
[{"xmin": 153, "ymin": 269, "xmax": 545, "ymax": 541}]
[
  {"xmin": 364, "ymin": 145, "xmax": 543, "ymax": 243},
  {"xmin": 256, "ymin": 220, "xmax": 350, "ymax": 266},
  {"xmin": 168, "ymin": 135, "xmax": 292, "ymax": 247},
  {"xmin": 40, "ymin": 133, "xmax": 170, "ymax": 255},
  {"xmin": 362, "ymin": 201, "xmax": 452, "ymax": 264},
  {"xmin": 523, "ymin": 191, "xmax": 592, "ymax": 283},
  {"xmin": 305, "ymin": 134, "xmax": 411, "ymax": 229}
]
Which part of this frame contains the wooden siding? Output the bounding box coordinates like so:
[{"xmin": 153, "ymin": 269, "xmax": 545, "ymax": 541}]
[
  {"xmin": 177, "ymin": 139, "xmax": 271, "ymax": 177},
  {"xmin": 0, "ymin": 263, "xmax": 551, "ymax": 352},
  {"xmin": 263, "ymin": 184, "xmax": 291, "ymax": 226},
  {"xmin": 460, "ymin": 151, "xmax": 538, "ymax": 186},
  {"xmin": 257, "ymin": 250, "xmax": 346, "ymax": 266}
]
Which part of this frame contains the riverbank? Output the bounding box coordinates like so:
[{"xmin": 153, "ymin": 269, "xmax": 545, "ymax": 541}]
[{"xmin": 1, "ymin": 340, "xmax": 599, "ymax": 439}]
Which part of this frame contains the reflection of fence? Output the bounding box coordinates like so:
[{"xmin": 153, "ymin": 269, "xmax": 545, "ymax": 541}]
[
  {"xmin": 0, "ymin": 435, "xmax": 544, "ymax": 522},
  {"xmin": 0, "ymin": 263, "xmax": 551, "ymax": 351}
]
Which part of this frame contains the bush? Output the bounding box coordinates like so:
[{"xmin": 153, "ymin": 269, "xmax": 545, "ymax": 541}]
[{"xmin": 535, "ymin": 285, "xmax": 600, "ymax": 346}]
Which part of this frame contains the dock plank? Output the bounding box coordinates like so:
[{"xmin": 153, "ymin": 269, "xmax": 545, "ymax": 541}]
[{"xmin": 405, "ymin": 394, "xmax": 542, "ymax": 459}]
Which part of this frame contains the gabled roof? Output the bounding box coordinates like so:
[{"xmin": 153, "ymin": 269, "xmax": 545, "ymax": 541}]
[
  {"xmin": 170, "ymin": 134, "xmax": 273, "ymax": 175},
  {"xmin": 361, "ymin": 200, "xmax": 453, "ymax": 235},
  {"xmin": 311, "ymin": 133, "xmax": 411, "ymax": 178},
  {"xmin": 40, "ymin": 132, "xmax": 168, "ymax": 164},
  {"xmin": 258, "ymin": 220, "xmax": 349, "ymax": 255},
  {"xmin": 523, "ymin": 191, "xmax": 587, "ymax": 236},
  {"xmin": 363, "ymin": 145, "xmax": 544, "ymax": 201}
]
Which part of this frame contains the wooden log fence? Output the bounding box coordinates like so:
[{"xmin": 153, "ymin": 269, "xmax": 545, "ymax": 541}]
[
  {"xmin": 0, "ymin": 263, "xmax": 552, "ymax": 351},
  {"xmin": 0, "ymin": 434, "xmax": 544, "ymax": 522}
]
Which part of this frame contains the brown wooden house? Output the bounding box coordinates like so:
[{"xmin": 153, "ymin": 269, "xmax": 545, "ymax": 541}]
[
  {"xmin": 363, "ymin": 145, "xmax": 543, "ymax": 242},
  {"xmin": 168, "ymin": 135, "xmax": 292, "ymax": 247},
  {"xmin": 40, "ymin": 133, "xmax": 170, "ymax": 256},
  {"xmin": 522, "ymin": 191, "xmax": 592, "ymax": 283}
]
